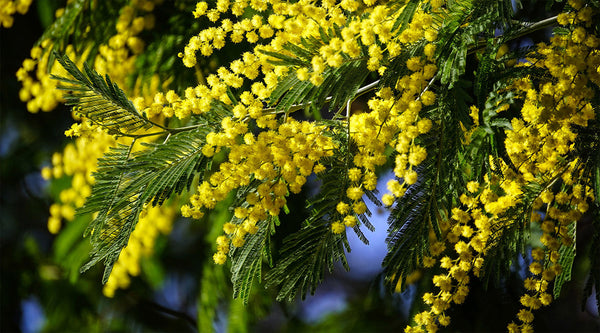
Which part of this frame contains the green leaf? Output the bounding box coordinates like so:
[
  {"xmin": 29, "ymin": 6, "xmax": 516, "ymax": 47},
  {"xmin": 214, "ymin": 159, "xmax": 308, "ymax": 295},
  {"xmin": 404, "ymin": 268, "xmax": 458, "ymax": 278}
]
[
  {"xmin": 37, "ymin": 1, "xmax": 124, "ymax": 65},
  {"xmin": 128, "ymin": 128, "xmax": 210, "ymax": 206},
  {"xmin": 37, "ymin": 0, "xmax": 88, "ymax": 48},
  {"xmin": 313, "ymin": 60, "xmax": 370, "ymax": 115},
  {"xmin": 479, "ymin": 181, "xmax": 545, "ymax": 287},
  {"xmin": 78, "ymin": 126, "xmax": 212, "ymax": 282},
  {"xmin": 52, "ymin": 53, "xmax": 160, "ymax": 136},
  {"xmin": 140, "ymin": 255, "xmax": 166, "ymax": 289},
  {"xmin": 77, "ymin": 144, "xmax": 131, "ymax": 216},
  {"xmin": 267, "ymin": 58, "xmax": 370, "ymax": 120},
  {"xmin": 80, "ymin": 192, "xmax": 144, "ymax": 284},
  {"xmin": 258, "ymin": 48, "xmax": 308, "ymax": 67},
  {"xmin": 51, "ymin": 52, "xmax": 220, "ymax": 283},
  {"xmin": 266, "ymin": 223, "xmax": 349, "ymax": 302},
  {"xmin": 198, "ymin": 261, "xmax": 228, "ymax": 333},
  {"xmin": 553, "ymin": 234, "xmax": 575, "ymax": 298},
  {"xmin": 383, "ymin": 147, "xmax": 441, "ymax": 289},
  {"xmin": 390, "ymin": 0, "xmax": 420, "ymax": 32},
  {"xmin": 53, "ymin": 213, "xmax": 92, "ymax": 262},
  {"xmin": 52, "ymin": 214, "xmax": 93, "ymax": 283},
  {"xmin": 227, "ymin": 298, "xmax": 249, "ymax": 333},
  {"xmin": 231, "ymin": 218, "xmax": 271, "ymax": 304}
]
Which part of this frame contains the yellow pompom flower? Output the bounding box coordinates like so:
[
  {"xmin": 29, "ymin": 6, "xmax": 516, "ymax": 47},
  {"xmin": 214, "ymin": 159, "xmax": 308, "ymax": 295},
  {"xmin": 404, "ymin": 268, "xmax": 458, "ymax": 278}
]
[
  {"xmin": 343, "ymin": 215, "xmax": 357, "ymax": 227},
  {"xmin": 213, "ymin": 252, "xmax": 227, "ymax": 265},
  {"xmin": 346, "ymin": 187, "xmax": 364, "ymax": 201},
  {"xmin": 331, "ymin": 221, "xmax": 345, "ymax": 234}
]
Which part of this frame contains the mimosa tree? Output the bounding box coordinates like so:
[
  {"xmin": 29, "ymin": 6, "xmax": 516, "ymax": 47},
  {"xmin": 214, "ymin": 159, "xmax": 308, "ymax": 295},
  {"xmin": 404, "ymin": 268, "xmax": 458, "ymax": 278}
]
[{"xmin": 8, "ymin": 0, "xmax": 600, "ymax": 331}]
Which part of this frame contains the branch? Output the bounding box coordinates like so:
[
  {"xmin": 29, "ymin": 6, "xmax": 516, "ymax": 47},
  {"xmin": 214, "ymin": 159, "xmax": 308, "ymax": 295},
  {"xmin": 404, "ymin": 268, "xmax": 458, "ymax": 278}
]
[
  {"xmin": 468, "ymin": 15, "xmax": 559, "ymax": 55},
  {"xmin": 263, "ymin": 80, "xmax": 381, "ymax": 115},
  {"xmin": 511, "ymin": 15, "xmax": 559, "ymax": 40}
]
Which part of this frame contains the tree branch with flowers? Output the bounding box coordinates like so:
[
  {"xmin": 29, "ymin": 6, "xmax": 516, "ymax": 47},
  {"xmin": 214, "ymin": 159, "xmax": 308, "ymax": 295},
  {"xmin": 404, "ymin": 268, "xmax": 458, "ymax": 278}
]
[{"xmin": 12, "ymin": 0, "xmax": 600, "ymax": 331}]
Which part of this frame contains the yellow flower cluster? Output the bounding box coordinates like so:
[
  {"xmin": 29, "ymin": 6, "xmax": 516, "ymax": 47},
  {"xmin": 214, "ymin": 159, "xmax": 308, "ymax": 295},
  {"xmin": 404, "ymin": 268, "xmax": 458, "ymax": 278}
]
[
  {"xmin": 343, "ymin": 6, "xmax": 440, "ymax": 233},
  {"xmin": 0, "ymin": 0, "xmax": 31, "ymax": 28},
  {"xmin": 407, "ymin": 1, "xmax": 598, "ymax": 331},
  {"xmin": 406, "ymin": 203, "xmax": 485, "ymax": 333},
  {"xmin": 17, "ymin": 0, "xmax": 159, "ymax": 114},
  {"xmin": 103, "ymin": 205, "xmax": 176, "ymax": 298},
  {"xmin": 373, "ymin": 52, "xmax": 437, "ymax": 202},
  {"xmin": 329, "ymin": 166, "xmax": 373, "ymax": 234},
  {"xmin": 135, "ymin": 84, "xmax": 213, "ymax": 119},
  {"xmin": 509, "ymin": 184, "xmax": 591, "ymax": 332},
  {"xmin": 94, "ymin": 2, "xmax": 158, "ymax": 86},
  {"xmin": 37, "ymin": 0, "xmax": 166, "ymax": 232},
  {"xmin": 177, "ymin": 0, "xmax": 440, "ymax": 120},
  {"xmin": 181, "ymin": 119, "xmax": 335, "ymax": 263},
  {"xmin": 506, "ymin": 12, "xmax": 598, "ymax": 330},
  {"xmin": 172, "ymin": 0, "xmax": 445, "ymax": 260},
  {"xmin": 16, "ymin": 42, "xmax": 89, "ymax": 113},
  {"xmin": 42, "ymin": 131, "xmax": 116, "ymax": 234}
]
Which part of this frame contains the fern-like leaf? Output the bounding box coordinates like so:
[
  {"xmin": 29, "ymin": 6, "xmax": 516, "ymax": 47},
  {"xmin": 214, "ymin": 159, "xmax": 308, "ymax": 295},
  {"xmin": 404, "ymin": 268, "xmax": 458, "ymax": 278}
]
[
  {"xmin": 383, "ymin": 152, "xmax": 439, "ymax": 290},
  {"xmin": 126, "ymin": 128, "xmax": 210, "ymax": 206},
  {"xmin": 268, "ymin": 58, "xmax": 369, "ymax": 119},
  {"xmin": 230, "ymin": 218, "xmax": 274, "ymax": 304},
  {"xmin": 52, "ymin": 54, "xmax": 160, "ymax": 135},
  {"xmin": 38, "ymin": 1, "xmax": 124, "ymax": 70},
  {"xmin": 78, "ymin": 144, "xmax": 139, "ymax": 280},
  {"xmin": 78, "ymin": 127, "xmax": 212, "ymax": 282},
  {"xmin": 390, "ymin": 0, "xmax": 420, "ymax": 33},
  {"xmin": 38, "ymin": 0, "xmax": 88, "ymax": 51},
  {"xmin": 553, "ymin": 225, "xmax": 576, "ymax": 299},
  {"xmin": 266, "ymin": 223, "xmax": 349, "ymax": 302},
  {"xmin": 263, "ymin": 26, "xmax": 370, "ymax": 119}
]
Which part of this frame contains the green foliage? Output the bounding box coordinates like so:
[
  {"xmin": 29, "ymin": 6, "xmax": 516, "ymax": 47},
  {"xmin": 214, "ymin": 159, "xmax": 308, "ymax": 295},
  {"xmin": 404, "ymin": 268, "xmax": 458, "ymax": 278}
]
[
  {"xmin": 125, "ymin": 127, "xmax": 211, "ymax": 206},
  {"xmin": 231, "ymin": 218, "xmax": 273, "ymax": 304},
  {"xmin": 391, "ymin": 0, "xmax": 419, "ymax": 32},
  {"xmin": 468, "ymin": 60, "xmax": 524, "ymax": 180},
  {"xmin": 52, "ymin": 213, "xmax": 93, "ymax": 283},
  {"xmin": 53, "ymin": 53, "xmax": 158, "ymax": 135},
  {"xmin": 266, "ymin": 223, "xmax": 349, "ymax": 301},
  {"xmin": 480, "ymin": 181, "xmax": 544, "ymax": 286},
  {"xmin": 77, "ymin": 123, "xmax": 214, "ymax": 282},
  {"xmin": 553, "ymin": 229, "xmax": 575, "ymax": 299},
  {"xmin": 53, "ymin": 57, "xmax": 222, "ymax": 282},
  {"xmin": 129, "ymin": 0, "xmax": 203, "ymax": 91},
  {"xmin": 78, "ymin": 144, "xmax": 143, "ymax": 282},
  {"xmin": 435, "ymin": 0, "xmax": 477, "ymax": 87},
  {"xmin": 198, "ymin": 261, "xmax": 228, "ymax": 332},
  {"xmin": 480, "ymin": 88, "xmax": 517, "ymax": 171},
  {"xmin": 435, "ymin": 0, "xmax": 520, "ymax": 88}
]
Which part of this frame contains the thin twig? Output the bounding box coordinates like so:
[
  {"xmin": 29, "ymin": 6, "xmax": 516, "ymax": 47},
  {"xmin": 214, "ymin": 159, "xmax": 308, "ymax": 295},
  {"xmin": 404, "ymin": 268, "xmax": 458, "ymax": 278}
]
[
  {"xmin": 418, "ymin": 73, "xmax": 439, "ymax": 100},
  {"xmin": 512, "ymin": 15, "xmax": 559, "ymax": 40},
  {"xmin": 468, "ymin": 15, "xmax": 558, "ymax": 54},
  {"xmin": 262, "ymin": 79, "xmax": 381, "ymax": 115}
]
